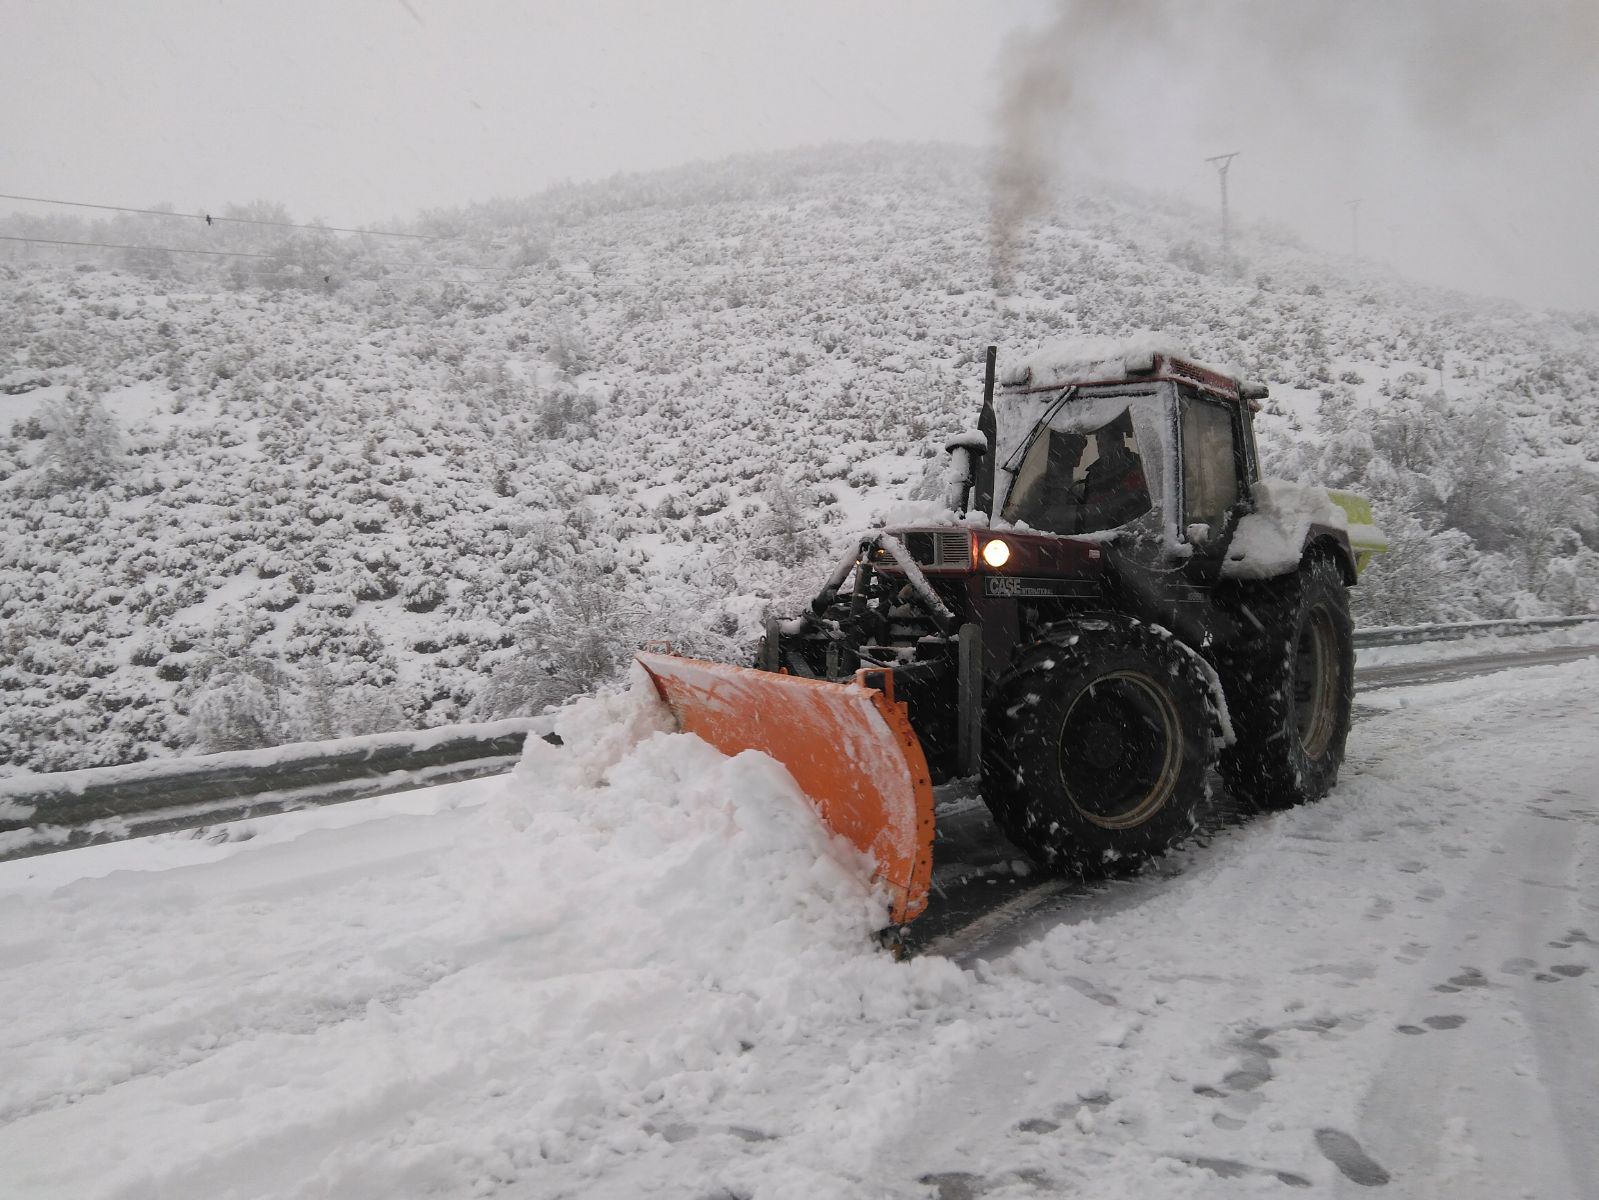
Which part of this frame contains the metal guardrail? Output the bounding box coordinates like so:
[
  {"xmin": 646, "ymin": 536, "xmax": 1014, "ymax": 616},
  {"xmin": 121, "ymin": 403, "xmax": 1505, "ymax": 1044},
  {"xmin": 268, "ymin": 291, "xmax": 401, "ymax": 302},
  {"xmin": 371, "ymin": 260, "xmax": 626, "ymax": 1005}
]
[
  {"xmin": 0, "ymin": 718, "xmax": 553, "ymax": 863},
  {"xmin": 4, "ymin": 613, "xmax": 1596, "ymax": 862},
  {"xmin": 1352, "ymin": 614, "xmax": 1599, "ymax": 649}
]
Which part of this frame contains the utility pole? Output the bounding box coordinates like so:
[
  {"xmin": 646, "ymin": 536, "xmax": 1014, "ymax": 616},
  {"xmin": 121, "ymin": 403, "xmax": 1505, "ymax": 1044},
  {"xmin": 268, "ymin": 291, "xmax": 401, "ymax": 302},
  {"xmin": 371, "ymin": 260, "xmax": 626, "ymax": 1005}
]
[
  {"xmin": 1205, "ymin": 152, "xmax": 1240, "ymax": 258},
  {"xmin": 1347, "ymin": 198, "xmax": 1363, "ymax": 257}
]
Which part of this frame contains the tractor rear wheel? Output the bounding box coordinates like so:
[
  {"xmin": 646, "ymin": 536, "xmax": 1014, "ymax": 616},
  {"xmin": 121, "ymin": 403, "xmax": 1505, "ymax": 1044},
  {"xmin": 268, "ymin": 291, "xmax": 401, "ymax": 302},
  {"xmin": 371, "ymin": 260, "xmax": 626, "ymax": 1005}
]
[
  {"xmin": 981, "ymin": 617, "xmax": 1214, "ymax": 875},
  {"xmin": 1215, "ymin": 556, "xmax": 1354, "ymax": 810}
]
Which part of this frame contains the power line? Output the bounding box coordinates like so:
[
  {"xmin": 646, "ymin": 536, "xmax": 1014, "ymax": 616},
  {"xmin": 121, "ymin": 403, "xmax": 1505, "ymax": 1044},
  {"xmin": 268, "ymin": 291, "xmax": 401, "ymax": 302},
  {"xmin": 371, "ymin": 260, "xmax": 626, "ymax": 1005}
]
[
  {"xmin": 0, "ymin": 233, "xmax": 275, "ymax": 260},
  {"xmin": 0, "ymin": 232, "xmax": 514, "ymax": 272},
  {"xmin": 0, "ymin": 190, "xmax": 439, "ymax": 241}
]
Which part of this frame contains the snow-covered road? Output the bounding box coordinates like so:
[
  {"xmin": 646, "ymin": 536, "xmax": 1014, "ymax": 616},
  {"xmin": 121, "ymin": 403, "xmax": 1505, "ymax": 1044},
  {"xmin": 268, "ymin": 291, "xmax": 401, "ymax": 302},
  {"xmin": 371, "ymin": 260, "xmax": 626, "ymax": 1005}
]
[{"xmin": 3, "ymin": 656, "xmax": 1597, "ymax": 1199}]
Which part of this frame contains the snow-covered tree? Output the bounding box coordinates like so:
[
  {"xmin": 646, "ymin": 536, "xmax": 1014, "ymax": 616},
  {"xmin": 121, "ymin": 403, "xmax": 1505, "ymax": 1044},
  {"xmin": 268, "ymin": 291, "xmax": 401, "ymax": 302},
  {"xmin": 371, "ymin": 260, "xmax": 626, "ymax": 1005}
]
[{"xmin": 756, "ymin": 473, "xmax": 816, "ymax": 565}]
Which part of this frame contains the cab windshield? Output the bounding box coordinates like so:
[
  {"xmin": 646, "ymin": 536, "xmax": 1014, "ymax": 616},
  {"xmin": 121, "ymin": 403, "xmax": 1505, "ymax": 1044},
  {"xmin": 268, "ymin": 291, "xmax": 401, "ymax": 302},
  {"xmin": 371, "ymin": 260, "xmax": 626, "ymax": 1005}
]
[{"xmin": 1000, "ymin": 404, "xmax": 1153, "ymax": 535}]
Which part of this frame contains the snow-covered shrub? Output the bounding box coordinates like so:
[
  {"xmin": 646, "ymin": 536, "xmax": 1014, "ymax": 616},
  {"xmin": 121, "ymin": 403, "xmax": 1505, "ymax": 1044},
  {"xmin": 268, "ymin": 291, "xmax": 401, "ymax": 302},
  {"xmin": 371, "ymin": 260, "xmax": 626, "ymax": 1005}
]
[
  {"xmin": 471, "ymin": 566, "xmax": 638, "ymax": 718},
  {"xmin": 1349, "ymin": 513, "xmax": 1478, "ymax": 626},
  {"xmin": 35, "ymin": 389, "xmax": 123, "ymax": 491},
  {"xmin": 470, "ymin": 657, "xmax": 566, "ymax": 721},
  {"xmin": 1539, "ymin": 547, "xmax": 1599, "ymax": 614},
  {"xmin": 403, "ymin": 575, "xmax": 447, "ymax": 613},
  {"xmin": 352, "ymin": 567, "xmax": 399, "ymax": 601},
  {"xmin": 533, "ymin": 385, "xmax": 598, "ymax": 440},
  {"xmin": 297, "ymin": 664, "xmax": 407, "ymax": 740},
  {"xmin": 256, "ymin": 576, "xmax": 300, "ymax": 611},
  {"xmin": 184, "ymin": 664, "xmax": 295, "ymax": 752},
  {"xmin": 1166, "ymin": 239, "xmax": 1221, "ymax": 276},
  {"xmin": 546, "ymin": 316, "xmax": 590, "ymax": 375}
]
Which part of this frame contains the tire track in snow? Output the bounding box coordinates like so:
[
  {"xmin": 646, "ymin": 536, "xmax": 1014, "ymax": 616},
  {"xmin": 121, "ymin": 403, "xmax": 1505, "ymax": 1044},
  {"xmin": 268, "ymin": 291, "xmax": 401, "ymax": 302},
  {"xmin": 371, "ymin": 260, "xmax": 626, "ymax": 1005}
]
[
  {"xmin": 0, "ymin": 818, "xmax": 478, "ymax": 1131},
  {"xmin": 1338, "ymin": 763, "xmax": 1599, "ymax": 1199},
  {"xmin": 877, "ymin": 658, "xmax": 1599, "ymax": 1196},
  {"xmin": 0, "ymin": 958, "xmax": 463, "ymax": 1126},
  {"xmin": 918, "ymin": 649, "xmax": 1596, "ymax": 962}
]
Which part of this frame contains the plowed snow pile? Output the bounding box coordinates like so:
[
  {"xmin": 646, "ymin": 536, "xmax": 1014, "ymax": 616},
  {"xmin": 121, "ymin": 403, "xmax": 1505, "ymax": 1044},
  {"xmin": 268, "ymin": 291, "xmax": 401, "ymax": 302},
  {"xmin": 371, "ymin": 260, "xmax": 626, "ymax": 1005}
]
[
  {"xmin": 457, "ymin": 674, "xmax": 891, "ymax": 984},
  {"xmin": 0, "ymin": 674, "xmax": 968, "ymax": 1200}
]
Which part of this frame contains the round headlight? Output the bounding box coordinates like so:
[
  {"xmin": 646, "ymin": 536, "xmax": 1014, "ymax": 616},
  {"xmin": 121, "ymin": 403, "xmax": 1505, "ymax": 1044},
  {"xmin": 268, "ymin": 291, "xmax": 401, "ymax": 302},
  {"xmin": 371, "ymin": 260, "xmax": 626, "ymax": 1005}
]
[{"xmin": 981, "ymin": 538, "xmax": 1011, "ymax": 568}]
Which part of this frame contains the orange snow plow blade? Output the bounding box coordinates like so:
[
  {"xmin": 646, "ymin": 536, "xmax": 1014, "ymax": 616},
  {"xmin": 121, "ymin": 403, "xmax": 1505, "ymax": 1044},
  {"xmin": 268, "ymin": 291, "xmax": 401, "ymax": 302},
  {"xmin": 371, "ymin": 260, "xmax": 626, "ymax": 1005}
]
[{"xmin": 636, "ymin": 652, "xmax": 936, "ymax": 924}]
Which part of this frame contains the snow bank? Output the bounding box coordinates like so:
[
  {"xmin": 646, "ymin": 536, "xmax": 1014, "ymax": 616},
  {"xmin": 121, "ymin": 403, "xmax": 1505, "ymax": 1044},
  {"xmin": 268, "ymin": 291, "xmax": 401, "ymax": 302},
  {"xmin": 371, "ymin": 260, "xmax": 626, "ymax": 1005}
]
[
  {"xmin": 1356, "ymin": 621, "xmax": 1599, "ymax": 668},
  {"xmin": 1222, "ymin": 478, "xmax": 1349, "ymax": 580},
  {"xmin": 0, "ymin": 717, "xmax": 551, "ymax": 803},
  {"xmin": 452, "ymin": 669, "xmax": 973, "ymax": 991}
]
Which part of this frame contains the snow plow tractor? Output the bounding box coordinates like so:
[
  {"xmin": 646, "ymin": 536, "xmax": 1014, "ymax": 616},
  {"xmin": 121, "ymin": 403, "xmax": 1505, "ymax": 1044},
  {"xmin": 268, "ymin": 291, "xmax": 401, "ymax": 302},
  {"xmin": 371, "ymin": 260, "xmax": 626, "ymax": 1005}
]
[{"xmin": 638, "ymin": 340, "xmax": 1386, "ymax": 926}]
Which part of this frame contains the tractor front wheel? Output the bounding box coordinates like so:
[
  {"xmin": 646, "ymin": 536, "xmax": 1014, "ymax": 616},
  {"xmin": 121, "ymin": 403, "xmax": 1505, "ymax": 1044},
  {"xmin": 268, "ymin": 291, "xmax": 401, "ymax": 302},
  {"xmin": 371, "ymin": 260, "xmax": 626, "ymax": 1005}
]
[{"xmin": 981, "ymin": 618, "xmax": 1214, "ymax": 875}]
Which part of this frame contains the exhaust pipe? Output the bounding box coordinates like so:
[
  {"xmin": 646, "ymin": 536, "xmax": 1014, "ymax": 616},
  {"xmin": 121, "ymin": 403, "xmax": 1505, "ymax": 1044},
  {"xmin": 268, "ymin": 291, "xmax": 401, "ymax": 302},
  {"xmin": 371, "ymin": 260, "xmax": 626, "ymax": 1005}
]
[{"xmin": 973, "ymin": 345, "xmax": 998, "ymax": 514}]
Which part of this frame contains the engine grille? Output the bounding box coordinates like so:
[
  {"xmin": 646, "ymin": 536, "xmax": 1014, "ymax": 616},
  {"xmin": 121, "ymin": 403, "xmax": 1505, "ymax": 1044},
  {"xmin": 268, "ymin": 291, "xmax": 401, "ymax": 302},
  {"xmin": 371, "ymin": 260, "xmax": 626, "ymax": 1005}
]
[{"xmin": 877, "ymin": 530, "xmax": 972, "ymax": 571}]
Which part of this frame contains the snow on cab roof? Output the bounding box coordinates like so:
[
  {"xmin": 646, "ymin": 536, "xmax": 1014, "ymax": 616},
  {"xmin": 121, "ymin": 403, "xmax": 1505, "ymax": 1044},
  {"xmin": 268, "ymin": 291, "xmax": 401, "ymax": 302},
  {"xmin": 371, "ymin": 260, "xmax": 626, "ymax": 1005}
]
[{"xmin": 999, "ymin": 333, "xmax": 1245, "ymax": 394}]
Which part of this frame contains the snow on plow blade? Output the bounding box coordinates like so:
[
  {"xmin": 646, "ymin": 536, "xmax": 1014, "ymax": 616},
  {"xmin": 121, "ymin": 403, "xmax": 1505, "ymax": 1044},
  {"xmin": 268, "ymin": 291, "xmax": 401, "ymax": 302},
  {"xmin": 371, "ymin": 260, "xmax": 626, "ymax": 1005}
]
[{"xmin": 636, "ymin": 652, "xmax": 935, "ymax": 924}]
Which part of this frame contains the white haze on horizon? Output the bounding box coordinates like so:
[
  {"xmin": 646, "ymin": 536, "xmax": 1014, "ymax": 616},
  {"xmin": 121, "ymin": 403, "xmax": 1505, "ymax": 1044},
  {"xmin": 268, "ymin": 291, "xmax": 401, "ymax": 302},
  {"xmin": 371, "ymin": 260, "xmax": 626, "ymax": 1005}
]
[{"xmin": 5, "ymin": 0, "xmax": 1596, "ymax": 311}]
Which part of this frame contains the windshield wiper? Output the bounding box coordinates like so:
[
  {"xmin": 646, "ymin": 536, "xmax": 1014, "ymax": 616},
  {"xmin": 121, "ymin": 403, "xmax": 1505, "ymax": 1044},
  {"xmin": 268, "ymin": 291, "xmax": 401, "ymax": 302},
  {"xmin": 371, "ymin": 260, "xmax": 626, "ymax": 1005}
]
[{"xmin": 999, "ymin": 386, "xmax": 1077, "ymax": 477}]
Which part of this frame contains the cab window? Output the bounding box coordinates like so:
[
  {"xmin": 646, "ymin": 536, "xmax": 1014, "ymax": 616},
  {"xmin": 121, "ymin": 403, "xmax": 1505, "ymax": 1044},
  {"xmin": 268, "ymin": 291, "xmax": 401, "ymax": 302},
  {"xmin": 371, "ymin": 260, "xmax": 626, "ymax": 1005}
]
[
  {"xmin": 1181, "ymin": 397, "xmax": 1240, "ymax": 536},
  {"xmin": 1002, "ymin": 408, "xmax": 1152, "ymax": 535}
]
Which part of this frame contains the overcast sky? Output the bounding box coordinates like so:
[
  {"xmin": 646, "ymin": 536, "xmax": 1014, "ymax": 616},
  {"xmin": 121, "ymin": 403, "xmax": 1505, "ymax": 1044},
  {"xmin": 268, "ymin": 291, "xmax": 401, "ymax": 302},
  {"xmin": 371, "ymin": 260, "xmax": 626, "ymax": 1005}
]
[{"xmin": 5, "ymin": 0, "xmax": 1596, "ymax": 310}]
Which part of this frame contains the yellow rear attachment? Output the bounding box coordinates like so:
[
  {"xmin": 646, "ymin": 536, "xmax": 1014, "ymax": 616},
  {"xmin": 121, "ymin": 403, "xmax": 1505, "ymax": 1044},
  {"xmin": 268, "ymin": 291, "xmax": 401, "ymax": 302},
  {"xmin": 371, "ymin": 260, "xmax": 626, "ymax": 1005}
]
[{"xmin": 1327, "ymin": 490, "xmax": 1389, "ymax": 576}]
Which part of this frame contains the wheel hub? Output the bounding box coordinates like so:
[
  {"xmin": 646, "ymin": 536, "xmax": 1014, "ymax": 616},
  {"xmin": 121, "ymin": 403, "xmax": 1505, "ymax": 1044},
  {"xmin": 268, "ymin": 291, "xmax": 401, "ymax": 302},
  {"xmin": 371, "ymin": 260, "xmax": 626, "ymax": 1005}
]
[
  {"xmin": 1058, "ymin": 671, "xmax": 1183, "ymax": 830},
  {"xmin": 1081, "ymin": 719, "xmax": 1124, "ymax": 769},
  {"xmin": 1295, "ymin": 605, "xmax": 1340, "ymax": 759}
]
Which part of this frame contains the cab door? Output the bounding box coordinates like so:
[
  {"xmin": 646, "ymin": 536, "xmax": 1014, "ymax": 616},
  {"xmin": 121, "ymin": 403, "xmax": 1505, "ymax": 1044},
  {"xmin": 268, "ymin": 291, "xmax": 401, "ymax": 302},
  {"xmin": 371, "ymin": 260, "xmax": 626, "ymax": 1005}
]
[{"xmin": 1177, "ymin": 386, "xmax": 1252, "ymax": 578}]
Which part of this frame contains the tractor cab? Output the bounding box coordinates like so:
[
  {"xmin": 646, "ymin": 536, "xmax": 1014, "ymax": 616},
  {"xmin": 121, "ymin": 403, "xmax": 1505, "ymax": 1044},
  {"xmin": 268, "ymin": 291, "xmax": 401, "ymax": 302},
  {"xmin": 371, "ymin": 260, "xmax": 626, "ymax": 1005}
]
[{"xmin": 966, "ymin": 343, "xmax": 1269, "ymax": 580}]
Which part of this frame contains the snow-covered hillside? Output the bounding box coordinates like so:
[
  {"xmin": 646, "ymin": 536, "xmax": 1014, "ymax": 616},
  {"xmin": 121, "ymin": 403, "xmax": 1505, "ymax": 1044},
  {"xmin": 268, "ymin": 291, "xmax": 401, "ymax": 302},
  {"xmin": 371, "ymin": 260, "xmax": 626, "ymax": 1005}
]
[{"xmin": 2, "ymin": 144, "xmax": 1596, "ymax": 772}]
